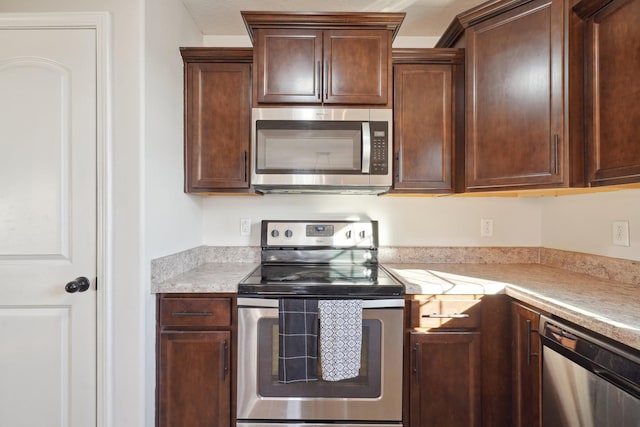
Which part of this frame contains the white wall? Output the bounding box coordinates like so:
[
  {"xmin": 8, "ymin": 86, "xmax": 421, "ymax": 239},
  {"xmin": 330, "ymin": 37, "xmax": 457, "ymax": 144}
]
[
  {"xmin": 144, "ymin": 0, "xmax": 202, "ymax": 261},
  {"xmin": 202, "ymin": 195, "xmax": 543, "ymax": 247},
  {"xmin": 143, "ymin": 0, "xmax": 202, "ymax": 425},
  {"xmin": 202, "ymin": 190, "xmax": 640, "ymax": 261},
  {"xmin": 541, "ymin": 189, "xmax": 640, "ymax": 261}
]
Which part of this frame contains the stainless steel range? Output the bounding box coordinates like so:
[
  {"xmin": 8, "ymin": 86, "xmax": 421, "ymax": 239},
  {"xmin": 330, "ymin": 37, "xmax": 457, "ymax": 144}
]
[{"xmin": 236, "ymin": 220, "xmax": 404, "ymax": 427}]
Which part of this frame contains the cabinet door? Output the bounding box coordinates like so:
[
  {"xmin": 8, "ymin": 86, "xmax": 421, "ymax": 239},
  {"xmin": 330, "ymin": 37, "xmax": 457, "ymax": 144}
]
[
  {"xmin": 512, "ymin": 302, "xmax": 541, "ymax": 427},
  {"xmin": 393, "ymin": 63, "xmax": 454, "ymax": 192},
  {"xmin": 185, "ymin": 62, "xmax": 251, "ymax": 191},
  {"xmin": 584, "ymin": 0, "xmax": 640, "ymax": 186},
  {"xmin": 465, "ymin": 0, "xmax": 565, "ymax": 190},
  {"xmin": 324, "ymin": 29, "xmax": 390, "ymax": 105},
  {"xmin": 409, "ymin": 332, "xmax": 481, "ymax": 427},
  {"xmin": 255, "ymin": 29, "xmax": 323, "ymax": 104},
  {"xmin": 158, "ymin": 331, "xmax": 231, "ymax": 427}
]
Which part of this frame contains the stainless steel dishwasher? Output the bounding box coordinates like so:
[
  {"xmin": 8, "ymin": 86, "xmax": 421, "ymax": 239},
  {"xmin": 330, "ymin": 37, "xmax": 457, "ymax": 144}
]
[{"xmin": 539, "ymin": 315, "xmax": 640, "ymax": 427}]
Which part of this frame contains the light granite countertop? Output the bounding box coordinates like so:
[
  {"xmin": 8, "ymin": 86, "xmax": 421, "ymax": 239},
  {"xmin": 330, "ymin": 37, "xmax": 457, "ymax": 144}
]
[
  {"xmin": 386, "ymin": 263, "xmax": 640, "ymax": 351},
  {"xmin": 152, "ymin": 262, "xmax": 258, "ymax": 294},
  {"xmin": 152, "ymin": 260, "xmax": 639, "ymax": 351}
]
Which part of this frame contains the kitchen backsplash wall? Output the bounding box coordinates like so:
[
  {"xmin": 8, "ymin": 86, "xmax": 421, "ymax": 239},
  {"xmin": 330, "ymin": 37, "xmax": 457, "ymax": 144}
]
[
  {"xmin": 202, "ymin": 195, "xmax": 542, "ymax": 247},
  {"xmin": 201, "ymin": 188, "xmax": 638, "ymax": 262},
  {"xmin": 540, "ymin": 189, "xmax": 639, "ymax": 261}
]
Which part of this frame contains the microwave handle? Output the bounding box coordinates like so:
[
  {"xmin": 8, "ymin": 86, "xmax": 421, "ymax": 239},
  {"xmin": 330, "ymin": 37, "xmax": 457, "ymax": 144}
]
[{"xmin": 361, "ymin": 122, "xmax": 371, "ymax": 174}]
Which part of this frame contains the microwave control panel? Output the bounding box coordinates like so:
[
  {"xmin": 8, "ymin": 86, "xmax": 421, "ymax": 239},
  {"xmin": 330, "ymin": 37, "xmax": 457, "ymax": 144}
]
[{"xmin": 370, "ymin": 122, "xmax": 388, "ymax": 175}]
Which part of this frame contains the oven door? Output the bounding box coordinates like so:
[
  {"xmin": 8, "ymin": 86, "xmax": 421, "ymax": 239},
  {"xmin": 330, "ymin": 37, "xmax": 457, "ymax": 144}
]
[{"xmin": 237, "ymin": 298, "xmax": 403, "ymax": 423}]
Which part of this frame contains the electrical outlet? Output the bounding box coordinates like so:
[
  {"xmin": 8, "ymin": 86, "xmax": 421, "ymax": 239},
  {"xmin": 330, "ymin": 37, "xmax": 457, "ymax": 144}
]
[
  {"xmin": 480, "ymin": 218, "xmax": 494, "ymax": 237},
  {"xmin": 240, "ymin": 218, "xmax": 251, "ymax": 236},
  {"xmin": 612, "ymin": 220, "xmax": 630, "ymax": 246}
]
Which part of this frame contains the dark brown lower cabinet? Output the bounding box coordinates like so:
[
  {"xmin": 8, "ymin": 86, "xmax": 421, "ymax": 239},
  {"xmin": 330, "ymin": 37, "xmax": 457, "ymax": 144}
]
[
  {"xmin": 409, "ymin": 331, "xmax": 481, "ymax": 427},
  {"xmin": 405, "ymin": 295, "xmax": 513, "ymax": 427},
  {"xmin": 511, "ymin": 301, "xmax": 542, "ymax": 427},
  {"xmin": 158, "ymin": 331, "xmax": 231, "ymax": 427},
  {"xmin": 157, "ymin": 294, "xmax": 235, "ymax": 427}
]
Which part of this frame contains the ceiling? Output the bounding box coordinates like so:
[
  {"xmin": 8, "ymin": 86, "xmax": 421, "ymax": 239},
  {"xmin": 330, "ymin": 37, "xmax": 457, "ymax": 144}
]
[{"xmin": 181, "ymin": 0, "xmax": 487, "ymax": 39}]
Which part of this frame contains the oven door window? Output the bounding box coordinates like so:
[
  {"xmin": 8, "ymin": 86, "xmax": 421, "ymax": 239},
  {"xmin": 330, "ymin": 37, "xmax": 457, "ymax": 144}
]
[
  {"xmin": 257, "ymin": 317, "xmax": 381, "ymax": 398},
  {"xmin": 255, "ymin": 120, "xmax": 363, "ymax": 174}
]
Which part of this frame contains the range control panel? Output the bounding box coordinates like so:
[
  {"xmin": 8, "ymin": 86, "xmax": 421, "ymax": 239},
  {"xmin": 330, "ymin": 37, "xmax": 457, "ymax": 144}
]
[{"xmin": 262, "ymin": 220, "xmax": 377, "ymax": 248}]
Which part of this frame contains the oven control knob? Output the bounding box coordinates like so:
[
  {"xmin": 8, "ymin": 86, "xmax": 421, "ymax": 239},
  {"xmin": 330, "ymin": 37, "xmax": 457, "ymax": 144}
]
[
  {"xmin": 271, "ymin": 229, "xmax": 279, "ymax": 238},
  {"xmin": 285, "ymin": 229, "xmax": 293, "ymax": 238}
]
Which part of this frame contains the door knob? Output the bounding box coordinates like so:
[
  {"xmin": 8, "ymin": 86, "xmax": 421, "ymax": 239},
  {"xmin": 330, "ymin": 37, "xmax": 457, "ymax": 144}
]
[{"xmin": 65, "ymin": 276, "xmax": 91, "ymax": 293}]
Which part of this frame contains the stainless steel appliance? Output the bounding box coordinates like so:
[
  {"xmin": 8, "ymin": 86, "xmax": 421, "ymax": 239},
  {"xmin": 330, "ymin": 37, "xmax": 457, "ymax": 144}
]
[
  {"xmin": 540, "ymin": 315, "xmax": 640, "ymax": 427},
  {"xmin": 251, "ymin": 108, "xmax": 392, "ymax": 194},
  {"xmin": 237, "ymin": 220, "xmax": 404, "ymax": 427}
]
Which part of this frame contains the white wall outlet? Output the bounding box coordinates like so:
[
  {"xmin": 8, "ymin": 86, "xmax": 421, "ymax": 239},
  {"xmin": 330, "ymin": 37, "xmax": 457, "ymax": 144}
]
[
  {"xmin": 612, "ymin": 220, "xmax": 630, "ymax": 246},
  {"xmin": 240, "ymin": 218, "xmax": 251, "ymax": 236},
  {"xmin": 480, "ymin": 218, "xmax": 494, "ymax": 237}
]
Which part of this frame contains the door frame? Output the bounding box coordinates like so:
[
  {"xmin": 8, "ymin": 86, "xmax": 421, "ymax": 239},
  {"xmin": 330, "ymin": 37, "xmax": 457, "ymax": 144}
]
[{"xmin": 0, "ymin": 12, "xmax": 113, "ymax": 427}]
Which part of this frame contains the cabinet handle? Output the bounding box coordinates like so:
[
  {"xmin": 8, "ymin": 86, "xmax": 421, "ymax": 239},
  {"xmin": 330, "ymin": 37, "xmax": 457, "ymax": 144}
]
[
  {"xmin": 413, "ymin": 343, "xmax": 420, "ymax": 384},
  {"xmin": 526, "ymin": 319, "xmax": 539, "ymax": 366},
  {"xmin": 395, "ymin": 150, "xmax": 402, "ymax": 181},
  {"xmin": 172, "ymin": 312, "xmax": 213, "ymax": 317},
  {"xmin": 221, "ymin": 340, "xmax": 229, "ymax": 381},
  {"xmin": 324, "ymin": 60, "xmax": 329, "ymax": 100},
  {"xmin": 553, "ymin": 134, "xmax": 559, "ymax": 175},
  {"xmin": 243, "ymin": 150, "xmax": 248, "ymax": 183},
  {"xmin": 422, "ymin": 313, "xmax": 470, "ymax": 319},
  {"xmin": 316, "ymin": 61, "xmax": 321, "ymax": 100}
]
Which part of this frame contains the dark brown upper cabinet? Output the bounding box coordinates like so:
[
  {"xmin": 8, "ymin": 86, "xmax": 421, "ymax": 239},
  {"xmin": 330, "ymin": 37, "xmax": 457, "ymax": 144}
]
[
  {"xmin": 241, "ymin": 12, "xmax": 405, "ymax": 107},
  {"xmin": 575, "ymin": 0, "xmax": 640, "ymax": 186},
  {"xmin": 392, "ymin": 49, "xmax": 465, "ymax": 193},
  {"xmin": 437, "ymin": 0, "xmax": 585, "ymax": 192},
  {"xmin": 181, "ymin": 48, "xmax": 252, "ymax": 193}
]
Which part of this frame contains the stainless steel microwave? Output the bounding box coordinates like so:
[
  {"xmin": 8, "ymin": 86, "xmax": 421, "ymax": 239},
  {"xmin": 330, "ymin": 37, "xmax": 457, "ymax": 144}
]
[{"xmin": 251, "ymin": 108, "xmax": 393, "ymax": 194}]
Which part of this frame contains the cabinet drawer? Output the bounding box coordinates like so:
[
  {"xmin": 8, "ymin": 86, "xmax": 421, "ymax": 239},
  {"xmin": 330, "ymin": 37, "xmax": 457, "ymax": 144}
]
[
  {"xmin": 409, "ymin": 298, "xmax": 481, "ymax": 329},
  {"xmin": 160, "ymin": 297, "xmax": 231, "ymax": 327}
]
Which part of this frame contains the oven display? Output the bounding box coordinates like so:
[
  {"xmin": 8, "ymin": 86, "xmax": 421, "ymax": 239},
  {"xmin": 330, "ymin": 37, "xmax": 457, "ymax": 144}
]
[{"xmin": 306, "ymin": 224, "xmax": 334, "ymax": 237}]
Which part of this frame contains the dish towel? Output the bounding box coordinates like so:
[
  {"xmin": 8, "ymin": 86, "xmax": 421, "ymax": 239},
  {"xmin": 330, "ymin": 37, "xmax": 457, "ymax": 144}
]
[
  {"xmin": 318, "ymin": 299, "xmax": 363, "ymax": 381},
  {"xmin": 278, "ymin": 299, "xmax": 319, "ymax": 383}
]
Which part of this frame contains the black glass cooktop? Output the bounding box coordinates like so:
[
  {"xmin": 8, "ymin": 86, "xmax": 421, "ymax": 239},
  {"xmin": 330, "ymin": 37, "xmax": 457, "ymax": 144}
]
[{"xmin": 238, "ymin": 263, "xmax": 404, "ymax": 297}]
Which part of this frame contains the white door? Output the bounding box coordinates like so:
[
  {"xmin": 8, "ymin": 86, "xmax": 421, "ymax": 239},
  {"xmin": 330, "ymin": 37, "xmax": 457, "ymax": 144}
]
[{"xmin": 0, "ymin": 27, "xmax": 97, "ymax": 426}]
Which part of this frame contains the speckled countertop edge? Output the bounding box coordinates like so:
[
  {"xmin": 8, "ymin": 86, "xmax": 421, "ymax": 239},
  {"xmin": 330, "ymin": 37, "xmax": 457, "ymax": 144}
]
[{"xmin": 151, "ymin": 246, "xmax": 639, "ymax": 350}]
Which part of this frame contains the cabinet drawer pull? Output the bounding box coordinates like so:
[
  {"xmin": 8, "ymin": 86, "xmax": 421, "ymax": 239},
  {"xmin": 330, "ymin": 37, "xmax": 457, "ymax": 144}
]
[
  {"xmin": 171, "ymin": 312, "xmax": 214, "ymax": 317},
  {"xmin": 422, "ymin": 313, "xmax": 470, "ymax": 319}
]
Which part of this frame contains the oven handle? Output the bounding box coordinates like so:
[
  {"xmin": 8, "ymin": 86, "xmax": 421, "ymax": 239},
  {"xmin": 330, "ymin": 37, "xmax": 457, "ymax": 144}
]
[{"xmin": 237, "ymin": 297, "xmax": 404, "ymax": 309}]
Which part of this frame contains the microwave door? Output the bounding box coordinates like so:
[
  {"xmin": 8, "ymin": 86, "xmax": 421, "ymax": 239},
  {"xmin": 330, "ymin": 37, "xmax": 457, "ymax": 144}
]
[
  {"xmin": 256, "ymin": 121, "xmax": 363, "ymax": 174},
  {"xmin": 361, "ymin": 122, "xmax": 371, "ymax": 174}
]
